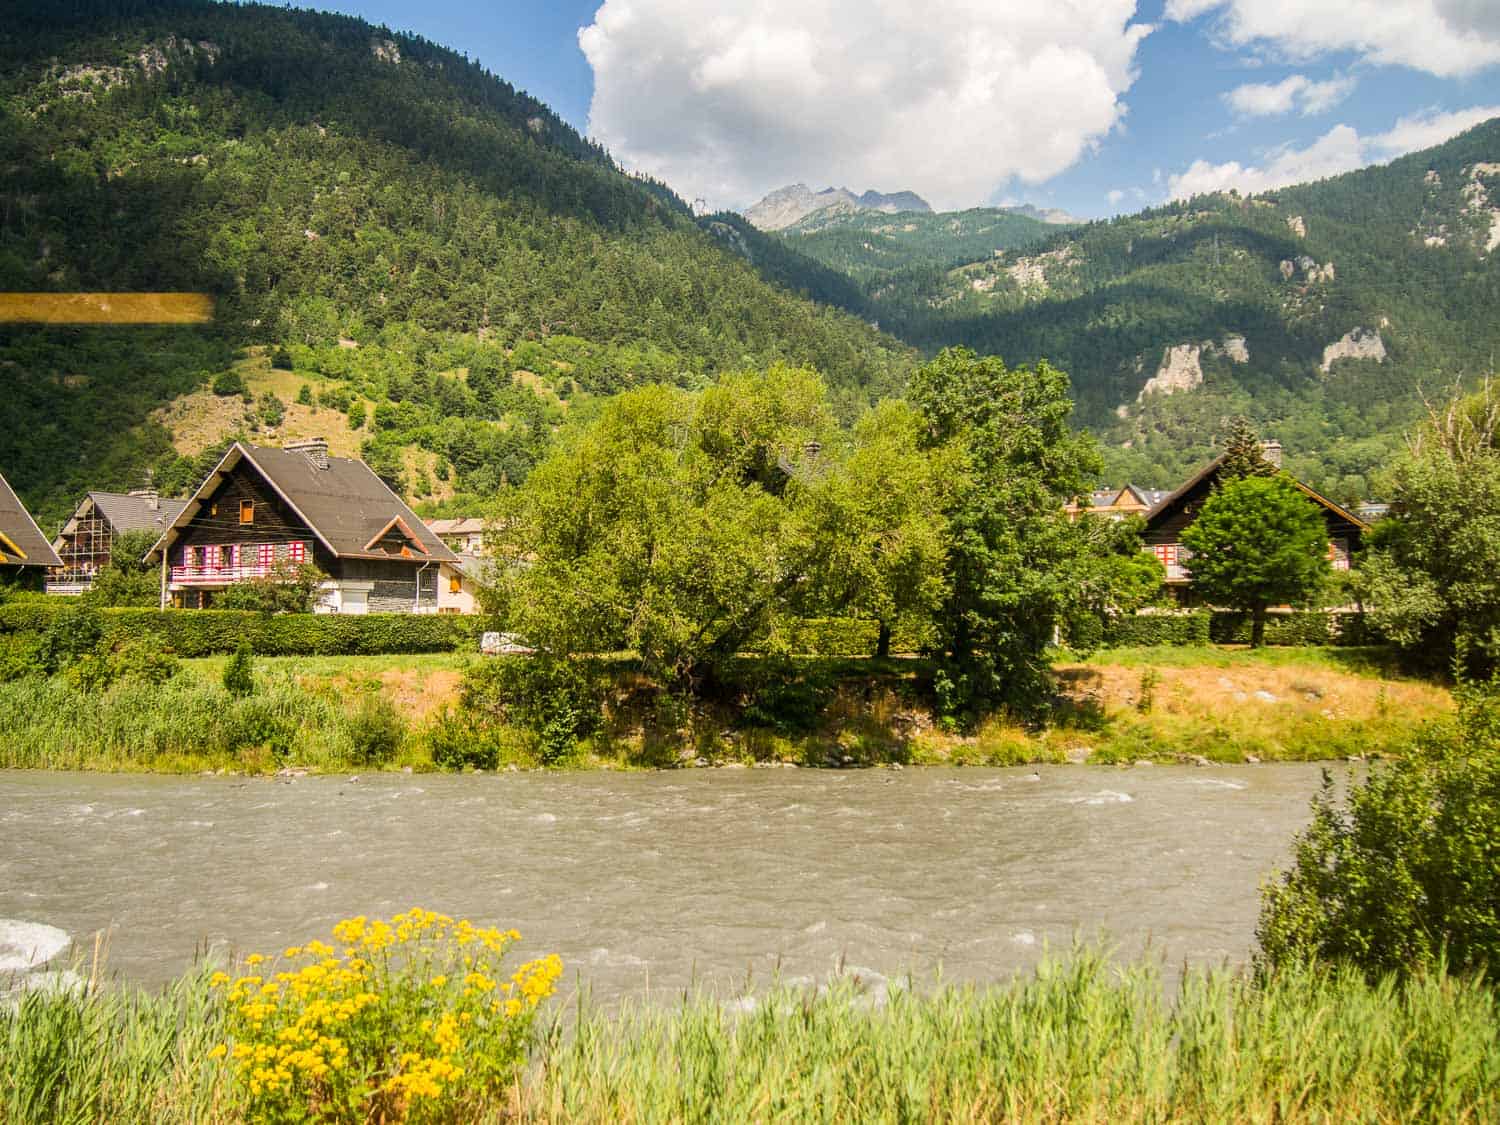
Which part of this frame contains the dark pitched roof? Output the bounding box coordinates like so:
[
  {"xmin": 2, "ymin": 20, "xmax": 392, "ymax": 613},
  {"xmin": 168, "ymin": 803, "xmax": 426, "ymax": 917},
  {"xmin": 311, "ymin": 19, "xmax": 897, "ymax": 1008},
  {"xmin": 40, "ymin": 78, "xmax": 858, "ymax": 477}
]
[
  {"xmin": 147, "ymin": 443, "xmax": 459, "ymax": 564},
  {"xmin": 87, "ymin": 491, "xmax": 189, "ymax": 535},
  {"xmin": 0, "ymin": 471, "xmax": 62, "ymax": 568},
  {"xmin": 1145, "ymin": 453, "xmax": 1370, "ymax": 533}
]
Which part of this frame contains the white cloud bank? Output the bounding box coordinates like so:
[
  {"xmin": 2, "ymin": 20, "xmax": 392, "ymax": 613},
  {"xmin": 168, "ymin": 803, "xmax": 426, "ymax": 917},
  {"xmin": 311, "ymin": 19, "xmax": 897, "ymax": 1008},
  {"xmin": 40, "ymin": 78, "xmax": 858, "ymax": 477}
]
[
  {"xmin": 1168, "ymin": 105, "xmax": 1500, "ymax": 199},
  {"xmin": 579, "ymin": 0, "xmax": 1151, "ymax": 211},
  {"xmin": 1225, "ymin": 74, "xmax": 1356, "ymax": 117},
  {"xmin": 1166, "ymin": 0, "xmax": 1500, "ymax": 78}
]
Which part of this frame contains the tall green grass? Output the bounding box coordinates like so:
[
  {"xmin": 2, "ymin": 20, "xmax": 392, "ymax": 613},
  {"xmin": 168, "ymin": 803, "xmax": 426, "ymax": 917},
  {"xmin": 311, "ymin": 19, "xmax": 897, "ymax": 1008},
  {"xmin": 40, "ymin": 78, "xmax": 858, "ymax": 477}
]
[
  {"xmin": 528, "ymin": 951, "xmax": 1499, "ymax": 1122},
  {"xmin": 0, "ymin": 676, "xmax": 392, "ymax": 771},
  {"xmin": 5, "ymin": 948, "xmax": 1495, "ymax": 1123}
]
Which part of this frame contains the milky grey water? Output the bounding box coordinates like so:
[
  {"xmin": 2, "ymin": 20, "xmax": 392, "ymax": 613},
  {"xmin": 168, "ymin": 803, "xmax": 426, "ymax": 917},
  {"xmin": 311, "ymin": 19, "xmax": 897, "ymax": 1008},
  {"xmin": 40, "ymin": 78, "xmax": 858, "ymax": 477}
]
[{"xmin": 0, "ymin": 765, "xmax": 1332, "ymax": 999}]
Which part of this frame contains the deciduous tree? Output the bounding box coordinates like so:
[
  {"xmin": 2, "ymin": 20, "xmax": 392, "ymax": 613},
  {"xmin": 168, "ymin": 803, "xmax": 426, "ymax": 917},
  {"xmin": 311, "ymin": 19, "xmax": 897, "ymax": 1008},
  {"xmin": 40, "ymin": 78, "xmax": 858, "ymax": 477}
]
[
  {"xmin": 907, "ymin": 348, "xmax": 1102, "ymax": 723},
  {"xmin": 1180, "ymin": 475, "xmax": 1328, "ymax": 646}
]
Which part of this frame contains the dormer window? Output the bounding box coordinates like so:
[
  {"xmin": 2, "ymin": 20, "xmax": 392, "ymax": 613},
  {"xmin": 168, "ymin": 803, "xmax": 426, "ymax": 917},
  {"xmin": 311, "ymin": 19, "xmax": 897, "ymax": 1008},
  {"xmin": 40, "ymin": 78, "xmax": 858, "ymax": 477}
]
[{"xmin": 239, "ymin": 500, "xmax": 255, "ymax": 525}]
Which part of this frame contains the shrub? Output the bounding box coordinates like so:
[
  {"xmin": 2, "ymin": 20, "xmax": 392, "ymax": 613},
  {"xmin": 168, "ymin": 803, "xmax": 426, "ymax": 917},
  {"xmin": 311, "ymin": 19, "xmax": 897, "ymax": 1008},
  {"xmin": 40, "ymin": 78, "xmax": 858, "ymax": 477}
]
[
  {"xmin": 212, "ymin": 370, "xmax": 246, "ymax": 396},
  {"xmin": 1256, "ymin": 676, "xmax": 1500, "ymax": 979},
  {"xmin": 223, "ymin": 641, "xmax": 255, "ymax": 697},
  {"xmin": 207, "ymin": 910, "xmax": 560, "ymax": 1120},
  {"xmin": 216, "ymin": 561, "xmax": 327, "ymax": 613},
  {"xmin": 347, "ymin": 694, "xmax": 406, "ymax": 766},
  {"xmin": 0, "ymin": 632, "xmax": 43, "ymax": 682},
  {"xmin": 427, "ymin": 707, "xmax": 501, "ymax": 771},
  {"xmin": 462, "ymin": 655, "xmax": 603, "ymax": 763},
  {"xmin": 37, "ymin": 602, "xmax": 104, "ymax": 672},
  {"xmin": 736, "ymin": 658, "xmax": 835, "ymax": 735},
  {"xmin": 271, "ymin": 345, "xmax": 294, "ymax": 370},
  {"xmin": 220, "ymin": 695, "xmax": 298, "ymax": 758},
  {"xmin": 65, "ymin": 636, "xmax": 180, "ymax": 693}
]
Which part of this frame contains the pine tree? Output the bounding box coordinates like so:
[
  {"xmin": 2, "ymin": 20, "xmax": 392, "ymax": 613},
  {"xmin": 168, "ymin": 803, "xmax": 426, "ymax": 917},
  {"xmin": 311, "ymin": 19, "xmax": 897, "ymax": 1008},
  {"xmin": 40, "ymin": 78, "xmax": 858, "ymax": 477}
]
[{"xmin": 1221, "ymin": 416, "xmax": 1279, "ymax": 481}]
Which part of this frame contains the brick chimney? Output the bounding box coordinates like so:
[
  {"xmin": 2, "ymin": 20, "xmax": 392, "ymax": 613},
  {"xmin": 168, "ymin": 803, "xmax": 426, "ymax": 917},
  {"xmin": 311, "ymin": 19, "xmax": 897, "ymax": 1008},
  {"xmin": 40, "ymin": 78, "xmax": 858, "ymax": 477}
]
[
  {"xmin": 1260, "ymin": 439, "xmax": 1283, "ymax": 469},
  {"xmin": 285, "ymin": 437, "xmax": 329, "ymax": 470}
]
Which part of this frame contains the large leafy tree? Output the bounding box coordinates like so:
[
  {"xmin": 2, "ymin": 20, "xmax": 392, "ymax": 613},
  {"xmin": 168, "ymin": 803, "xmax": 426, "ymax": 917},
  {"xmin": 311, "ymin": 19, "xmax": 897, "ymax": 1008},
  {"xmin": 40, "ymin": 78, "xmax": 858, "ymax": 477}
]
[
  {"xmin": 907, "ymin": 348, "xmax": 1102, "ymax": 724},
  {"xmin": 1358, "ymin": 384, "xmax": 1500, "ymax": 676},
  {"xmin": 1180, "ymin": 475, "xmax": 1328, "ymax": 646},
  {"xmin": 488, "ymin": 366, "xmax": 834, "ymax": 688},
  {"xmin": 793, "ymin": 400, "xmax": 952, "ymax": 657}
]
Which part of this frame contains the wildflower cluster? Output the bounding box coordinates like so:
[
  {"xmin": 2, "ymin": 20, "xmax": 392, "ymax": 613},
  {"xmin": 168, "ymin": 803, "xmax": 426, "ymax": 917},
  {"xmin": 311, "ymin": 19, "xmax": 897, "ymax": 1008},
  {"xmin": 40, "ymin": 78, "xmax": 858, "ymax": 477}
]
[{"xmin": 207, "ymin": 909, "xmax": 562, "ymax": 1122}]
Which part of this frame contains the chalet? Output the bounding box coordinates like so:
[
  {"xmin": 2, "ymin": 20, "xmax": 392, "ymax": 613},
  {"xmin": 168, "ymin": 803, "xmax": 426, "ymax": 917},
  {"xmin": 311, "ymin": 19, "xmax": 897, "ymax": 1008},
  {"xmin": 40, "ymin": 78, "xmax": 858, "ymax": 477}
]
[
  {"xmin": 146, "ymin": 439, "xmax": 467, "ymax": 614},
  {"xmin": 0, "ymin": 471, "xmax": 63, "ymax": 589},
  {"xmin": 426, "ymin": 517, "xmax": 486, "ymax": 555},
  {"xmin": 48, "ymin": 489, "xmax": 188, "ymax": 595},
  {"xmin": 1064, "ymin": 485, "xmax": 1169, "ymax": 522},
  {"xmin": 1143, "ymin": 440, "xmax": 1369, "ymax": 599}
]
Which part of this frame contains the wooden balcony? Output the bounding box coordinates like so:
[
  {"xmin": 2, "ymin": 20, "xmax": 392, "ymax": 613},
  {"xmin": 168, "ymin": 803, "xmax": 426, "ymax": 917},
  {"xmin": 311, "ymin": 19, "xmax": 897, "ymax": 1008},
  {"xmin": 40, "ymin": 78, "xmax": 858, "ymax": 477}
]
[{"xmin": 170, "ymin": 562, "xmax": 275, "ymax": 585}]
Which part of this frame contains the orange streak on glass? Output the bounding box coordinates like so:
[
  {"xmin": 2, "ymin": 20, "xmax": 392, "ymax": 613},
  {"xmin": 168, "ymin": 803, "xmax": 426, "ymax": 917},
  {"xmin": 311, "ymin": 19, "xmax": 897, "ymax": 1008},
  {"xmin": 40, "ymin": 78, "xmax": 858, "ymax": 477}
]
[{"xmin": 0, "ymin": 293, "xmax": 213, "ymax": 324}]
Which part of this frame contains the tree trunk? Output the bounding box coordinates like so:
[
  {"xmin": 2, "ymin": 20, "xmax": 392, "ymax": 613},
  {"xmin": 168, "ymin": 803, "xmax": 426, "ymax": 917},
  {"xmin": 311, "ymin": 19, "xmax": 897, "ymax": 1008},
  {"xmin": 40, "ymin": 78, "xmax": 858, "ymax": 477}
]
[
  {"xmin": 1251, "ymin": 604, "xmax": 1266, "ymax": 648},
  {"xmin": 876, "ymin": 620, "xmax": 892, "ymax": 659}
]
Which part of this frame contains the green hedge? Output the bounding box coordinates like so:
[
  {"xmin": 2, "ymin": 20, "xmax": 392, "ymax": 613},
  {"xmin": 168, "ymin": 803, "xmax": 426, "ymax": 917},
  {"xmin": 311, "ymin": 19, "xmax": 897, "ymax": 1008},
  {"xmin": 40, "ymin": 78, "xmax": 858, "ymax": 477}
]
[
  {"xmin": 1103, "ymin": 612, "xmax": 1212, "ymax": 647},
  {"xmin": 0, "ymin": 603, "xmax": 488, "ymax": 656},
  {"xmin": 1100, "ymin": 610, "xmax": 1376, "ymax": 648},
  {"xmin": 1208, "ymin": 611, "xmax": 1378, "ymax": 647}
]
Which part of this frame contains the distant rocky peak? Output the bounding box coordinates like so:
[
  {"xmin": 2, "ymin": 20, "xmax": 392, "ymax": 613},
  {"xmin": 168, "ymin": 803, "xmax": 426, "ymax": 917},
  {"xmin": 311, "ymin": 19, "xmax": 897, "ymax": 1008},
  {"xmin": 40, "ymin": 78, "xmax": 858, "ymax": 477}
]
[{"xmin": 745, "ymin": 184, "xmax": 932, "ymax": 230}]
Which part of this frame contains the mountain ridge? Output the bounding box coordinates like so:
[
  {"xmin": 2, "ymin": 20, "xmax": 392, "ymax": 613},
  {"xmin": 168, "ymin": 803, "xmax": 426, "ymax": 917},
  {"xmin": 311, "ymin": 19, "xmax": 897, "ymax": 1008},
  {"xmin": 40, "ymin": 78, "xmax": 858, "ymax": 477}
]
[{"xmin": 745, "ymin": 184, "xmax": 932, "ymax": 230}]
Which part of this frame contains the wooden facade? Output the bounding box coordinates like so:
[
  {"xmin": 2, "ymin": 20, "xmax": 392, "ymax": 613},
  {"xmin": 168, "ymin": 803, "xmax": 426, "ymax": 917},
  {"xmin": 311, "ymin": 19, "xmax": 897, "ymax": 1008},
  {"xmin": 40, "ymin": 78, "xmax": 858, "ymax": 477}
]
[{"xmin": 149, "ymin": 441, "xmax": 459, "ymax": 613}]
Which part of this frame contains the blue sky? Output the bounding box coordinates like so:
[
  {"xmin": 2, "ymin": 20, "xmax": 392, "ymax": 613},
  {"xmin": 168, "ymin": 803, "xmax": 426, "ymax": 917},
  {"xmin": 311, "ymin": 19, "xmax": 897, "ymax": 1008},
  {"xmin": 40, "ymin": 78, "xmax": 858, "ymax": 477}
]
[{"xmin": 319, "ymin": 0, "xmax": 1500, "ymax": 219}]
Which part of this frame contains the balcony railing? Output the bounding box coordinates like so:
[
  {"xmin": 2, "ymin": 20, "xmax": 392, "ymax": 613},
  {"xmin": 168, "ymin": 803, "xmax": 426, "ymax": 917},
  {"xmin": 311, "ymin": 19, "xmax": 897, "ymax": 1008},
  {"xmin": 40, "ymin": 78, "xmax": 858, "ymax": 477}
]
[{"xmin": 171, "ymin": 562, "xmax": 276, "ymax": 585}]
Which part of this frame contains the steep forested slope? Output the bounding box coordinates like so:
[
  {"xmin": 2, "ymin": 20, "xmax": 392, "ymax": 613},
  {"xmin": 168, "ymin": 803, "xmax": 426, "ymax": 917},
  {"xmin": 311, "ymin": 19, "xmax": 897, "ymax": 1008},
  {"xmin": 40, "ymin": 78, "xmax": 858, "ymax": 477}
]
[
  {"xmin": 806, "ymin": 123, "xmax": 1500, "ymax": 499},
  {"xmin": 775, "ymin": 206, "xmax": 1058, "ymax": 287},
  {"xmin": 0, "ymin": 0, "xmax": 910, "ymax": 524}
]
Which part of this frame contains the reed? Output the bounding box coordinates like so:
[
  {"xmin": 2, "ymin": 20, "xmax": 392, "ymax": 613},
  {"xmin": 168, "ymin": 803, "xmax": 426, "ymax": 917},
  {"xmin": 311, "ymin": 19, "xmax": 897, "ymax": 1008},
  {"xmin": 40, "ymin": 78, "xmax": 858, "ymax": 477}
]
[{"xmin": 4, "ymin": 947, "xmax": 1495, "ymax": 1123}]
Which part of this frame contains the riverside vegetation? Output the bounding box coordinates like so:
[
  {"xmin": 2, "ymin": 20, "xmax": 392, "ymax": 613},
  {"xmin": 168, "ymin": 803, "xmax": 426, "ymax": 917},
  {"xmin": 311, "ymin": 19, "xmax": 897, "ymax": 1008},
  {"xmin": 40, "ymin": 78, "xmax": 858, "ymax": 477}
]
[{"xmin": 5, "ymin": 674, "xmax": 1498, "ymax": 1122}]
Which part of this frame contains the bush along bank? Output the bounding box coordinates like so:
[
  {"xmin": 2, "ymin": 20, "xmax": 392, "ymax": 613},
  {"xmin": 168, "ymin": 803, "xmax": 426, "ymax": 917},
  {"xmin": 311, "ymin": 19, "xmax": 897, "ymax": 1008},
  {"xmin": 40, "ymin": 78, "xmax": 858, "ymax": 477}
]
[
  {"xmin": 1096, "ymin": 610, "xmax": 1376, "ymax": 649},
  {"xmin": 0, "ymin": 640, "xmax": 1450, "ymax": 773}
]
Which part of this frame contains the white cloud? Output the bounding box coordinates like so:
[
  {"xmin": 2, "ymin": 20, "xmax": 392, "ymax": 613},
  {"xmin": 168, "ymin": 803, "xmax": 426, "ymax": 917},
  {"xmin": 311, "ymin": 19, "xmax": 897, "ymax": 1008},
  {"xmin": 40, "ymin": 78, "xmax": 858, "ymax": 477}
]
[
  {"xmin": 1368, "ymin": 104, "xmax": 1500, "ymax": 156},
  {"xmin": 579, "ymin": 0, "xmax": 1152, "ymax": 211},
  {"xmin": 1166, "ymin": 0, "xmax": 1500, "ymax": 78},
  {"xmin": 1225, "ymin": 74, "xmax": 1356, "ymax": 117},
  {"xmin": 1167, "ymin": 105, "xmax": 1500, "ymax": 199},
  {"xmin": 1107, "ymin": 189, "xmax": 1126, "ymax": 206}
]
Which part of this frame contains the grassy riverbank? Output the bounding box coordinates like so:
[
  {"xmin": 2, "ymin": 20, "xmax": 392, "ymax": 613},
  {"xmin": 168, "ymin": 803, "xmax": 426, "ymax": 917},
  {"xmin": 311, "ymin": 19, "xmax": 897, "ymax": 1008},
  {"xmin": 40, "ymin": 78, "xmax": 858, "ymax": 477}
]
[
  {"xmin": 0, "ymin": 646, "xmax": 1451, "ymax": 773},
  {"xmin": 5, "ymin": 946, "xmax": 1496, "ymax": 1123}
]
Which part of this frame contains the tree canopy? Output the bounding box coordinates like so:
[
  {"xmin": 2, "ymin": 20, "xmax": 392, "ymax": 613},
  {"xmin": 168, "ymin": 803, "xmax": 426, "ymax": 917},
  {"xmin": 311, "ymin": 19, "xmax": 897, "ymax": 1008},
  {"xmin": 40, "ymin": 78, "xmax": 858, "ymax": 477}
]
[
  {"xmin": 1180, "ymin": 475, "xmax": 1329, "ymax": 646},
  {"xmin": 907, "ymin": 347, "xmax": 1103, "ymax": 722}
]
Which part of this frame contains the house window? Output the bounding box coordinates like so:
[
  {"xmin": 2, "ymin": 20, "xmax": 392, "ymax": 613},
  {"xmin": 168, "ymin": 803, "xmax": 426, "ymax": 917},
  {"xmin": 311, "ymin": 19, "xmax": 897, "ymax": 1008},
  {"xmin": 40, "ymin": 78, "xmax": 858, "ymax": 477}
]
[
  {"xmin": 239, "ymin": 500, "xmax": 254, "ymax": 525},
  {"xmin": 289, "ymin": 540, "xmax": 306, "ymax": 564},
  {"xmin": 259, "ymin": 543, "xmax": 274, "ymax": 570},
  {"xmin": 449, "ymin": 574, "xmax": 461, "ymax": 594},
  {"xmin": 1153, "ymin": 543, "xmax": 1177, "ymax": 568}
]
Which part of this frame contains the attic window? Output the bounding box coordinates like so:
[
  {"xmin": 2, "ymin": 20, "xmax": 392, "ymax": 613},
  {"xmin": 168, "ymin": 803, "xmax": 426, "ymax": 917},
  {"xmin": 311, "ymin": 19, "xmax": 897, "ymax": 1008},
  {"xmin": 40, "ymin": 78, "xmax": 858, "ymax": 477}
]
[{"xmin": 239, "ymin": 500, "xmax": 255, "ymax": 525}]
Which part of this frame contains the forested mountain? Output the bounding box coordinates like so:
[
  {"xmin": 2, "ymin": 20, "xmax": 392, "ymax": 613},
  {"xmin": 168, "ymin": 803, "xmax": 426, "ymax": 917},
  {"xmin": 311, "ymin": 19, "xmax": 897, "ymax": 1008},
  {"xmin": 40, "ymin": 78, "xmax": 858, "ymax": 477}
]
[
  {"xmin": 792, "ymin": 121, "xmax": 1500, "ymax": 501},
  {"xmin": 774, "ymin": 206, "xmax": 1061, "ymax": 288},
  {"xmin": 0, "ymin": 0, "xmax": 911, "ymax": 525}
]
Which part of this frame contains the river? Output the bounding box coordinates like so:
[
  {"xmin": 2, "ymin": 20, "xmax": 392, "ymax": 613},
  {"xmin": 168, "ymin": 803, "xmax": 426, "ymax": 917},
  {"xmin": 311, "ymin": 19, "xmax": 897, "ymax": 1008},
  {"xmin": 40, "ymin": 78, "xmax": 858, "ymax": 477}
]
[{"xmin": 0, "ymin": 764, "xmax": 1332, "ymax": 999}]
